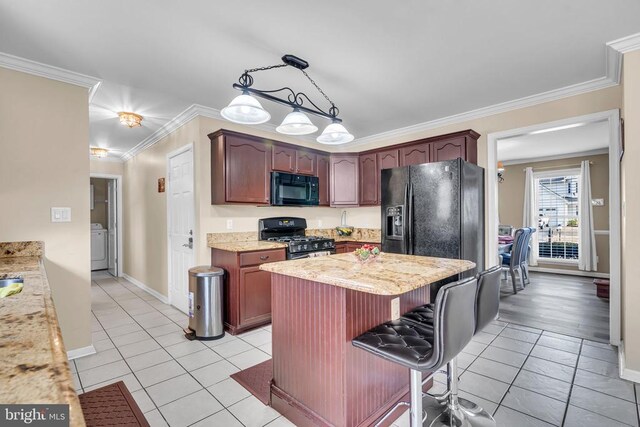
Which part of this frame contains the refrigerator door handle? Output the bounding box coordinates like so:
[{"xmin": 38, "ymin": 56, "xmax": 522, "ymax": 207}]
[
  {"xmin": 408, "ymin": 183, "xmax": 414, "ymax": 255},
  {"xmin": 403, "ymin": 183, "xmax": 409, "ymax": 254}
]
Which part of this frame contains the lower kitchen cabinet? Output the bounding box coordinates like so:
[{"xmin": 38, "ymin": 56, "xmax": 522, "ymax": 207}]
[{"xmin": 211, "ymin": 247, "xmax": 286, "ymax": 335}]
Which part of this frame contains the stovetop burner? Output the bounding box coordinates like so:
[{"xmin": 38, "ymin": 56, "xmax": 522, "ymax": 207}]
[
  {"xmin": 267, "ymin": 236, "xmax": 326, "ymax": 243},
  {"xmin": 259, "ymin": 217, "xmax": 335, "ymax": 258}
]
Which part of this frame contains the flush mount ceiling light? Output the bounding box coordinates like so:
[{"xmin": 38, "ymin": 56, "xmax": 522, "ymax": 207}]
[
  {"xmin": 118, "ymin": 111, "xmax": 143, "ymax": 128},
  {"xmin": 90, "ymin": 147, "xmax": 109, "ymax": 158},
  {"xmin": 221, "ymin": 54, "xmax": 354, "ymax": 143}
]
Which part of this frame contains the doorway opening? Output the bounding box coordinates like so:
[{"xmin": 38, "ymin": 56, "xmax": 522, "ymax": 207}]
[
  {"xmin": 90, "ymin": 174, "xmax": 122, "ymax": 277},
  {"xmin": 167, "ymin": 144, "xmax": 195, "ymax": 314},
  {"xmin": 487, "ymin": 110, "xmax": 621, "ymax": 344}
]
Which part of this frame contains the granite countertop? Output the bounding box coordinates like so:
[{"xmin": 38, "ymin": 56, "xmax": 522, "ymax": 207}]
[
  {"xmin": 0, "ymin": 241, "xmax": 86, "ymax": 427},
  {"xmin": 207, "ymin": 228, "xmax": 381, "ymax": 253},
  {"xmin": 209, "ymin": 241, "xmax": 288, "ymax": 252},
  {"xmin": 260, "ymin": 252, "xmax": 475, "ymax": 295}
]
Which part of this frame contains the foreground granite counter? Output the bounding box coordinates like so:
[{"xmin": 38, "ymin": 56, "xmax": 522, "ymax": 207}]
[
  {"xmin": 260, "ymin": 252, "xmax": 474, "ymax": 295},
  {"xmin": 0, "ymin": 241, "xmax": 85, "ymax": 427},
  {"xmin": 263, "ymin": 252, "xmax": 474, "ymax": 426}
]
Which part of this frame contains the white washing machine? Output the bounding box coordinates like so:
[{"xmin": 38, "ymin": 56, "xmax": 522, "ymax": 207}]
[{"xmin": 91, "ymin": 223, "xmax": 109, "ymax": 270}]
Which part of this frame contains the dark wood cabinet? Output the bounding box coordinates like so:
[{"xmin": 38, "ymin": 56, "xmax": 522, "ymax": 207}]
[
  {"xmin": 210, "ymin": 131, "xmax": 272, "ymax": 205},
  {"xmin": 400, "ymin": 143, "xmax": 431, "ymax": 166},
  {"xmin": 212, "ymin": 247, "xmax": 286, "ymax": 335},
  {"xmin": 272, "ymin": 145, "xmax": 296, "ymax": 172},
  {"xmin": 431, "ymin": 134, "xmax": 477, "ymax": 164},
  {"xmin": 296, "ymin": 151, "xmax": 316, "ymax": 175},
  {"xmin": 330, "ymin": 155, "xmax": 359, "ymax": 206},
  {"xmin": 239, "ymin": 266, "xmax": 272, "ymax": 327},
  {"xmin": 359, "ymin": 153, "xmax": 378, "ymax": 205},
  {"xmin": 316, "ymin": 154, "xmax": 330, "ymax": 206},
  {"xmin": 377, "ymin": 149, "xmax": 400, "ymax": 170},
  {"xmin": 272, "ymin": 145, "xmax": 316, "ymax": 175}
]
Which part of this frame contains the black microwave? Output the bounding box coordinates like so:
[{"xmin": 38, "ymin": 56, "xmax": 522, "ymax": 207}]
[{"xmin": 271, "ymin": 172, "xmax": 320, "ymax": 206}]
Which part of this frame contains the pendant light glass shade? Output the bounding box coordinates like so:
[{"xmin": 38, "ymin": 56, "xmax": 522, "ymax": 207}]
[
  {"xmin": 276, "ymin": 109, "xmax": 318, "ymax": 135},
  {"xmin": 221, "ymin": 93, "xmax": 271, "ymax": 124},
  {"xmin": 316, "ymin": 122, "xmax": 354, "ymax": 144}
]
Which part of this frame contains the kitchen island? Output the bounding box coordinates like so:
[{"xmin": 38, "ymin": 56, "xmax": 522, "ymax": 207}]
[{"xmin": 260, "ymin": 252, "xmax": 475, "ymax": 427}]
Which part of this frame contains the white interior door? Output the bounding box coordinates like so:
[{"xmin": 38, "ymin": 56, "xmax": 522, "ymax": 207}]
[
  {"xmin": 107, "ymin": 180, "xmax": 118, "ymax": 276},
  {"xmin": 168, "ymin": 148, "xmax": 195, "ymax": 314}
]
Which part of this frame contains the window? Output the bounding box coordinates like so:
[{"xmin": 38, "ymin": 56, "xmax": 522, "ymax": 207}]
[{"xmin": 535, "ymin": 170, "xmax": 580, "ymax": 262}]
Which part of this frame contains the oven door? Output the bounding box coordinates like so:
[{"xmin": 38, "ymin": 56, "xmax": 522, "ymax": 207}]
[
  {"xmin": 271, "ymin": 172, "xmax": 320, "ymax": 206},
  {"xmin": 288, "ymin": 250, "xmax": 335, "ymax": 260}
]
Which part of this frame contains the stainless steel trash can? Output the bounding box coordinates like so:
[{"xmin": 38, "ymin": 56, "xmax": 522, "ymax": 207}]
[{"xmin": 185, "ymin": 266, "xmax": 225, "ymax": 340}]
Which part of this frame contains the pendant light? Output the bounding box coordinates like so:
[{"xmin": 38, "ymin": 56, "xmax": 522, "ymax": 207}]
[
  {"xmin": 276, "ymin": 109, "xmax": 318, "ymax": 135},
  {"xmin": 220, "ymin": 54, "xmax": 355, "ymax": 144},
  {"xmin": 220, "ymin": 92, "xmax": 271, "ymax": 124},
  {"xmin": 317, "ymin": 121, "xmax": 354, "ymax": 144}
]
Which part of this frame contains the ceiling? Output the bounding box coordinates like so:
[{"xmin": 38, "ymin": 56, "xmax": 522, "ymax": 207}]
[
  {"xmin": 1, "ymin": 1, "xmax": 639, "ymax": 160},
  {"xmin": 497, "ymin": 120, "xmax": 609, "ymax": 163}
]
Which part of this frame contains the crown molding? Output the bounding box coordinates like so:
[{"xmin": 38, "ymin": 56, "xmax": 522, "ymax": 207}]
[
  {"xmin": 501, "ymin": 148, "xmax": 609, "ymax": 166},
  {"xmin": 0, "ymin": 51, "xmax": 101, "ymax": 97},
  {"xmin": 120, "ymin": 103, "xmax": 317, "ymax": 161}
]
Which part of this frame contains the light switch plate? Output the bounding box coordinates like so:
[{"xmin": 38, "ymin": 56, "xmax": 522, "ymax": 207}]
[
  {"xmin": 592, "ymin": 198, "xmax": 605, "ymax": 207},
  {"xmin": 226, "ymin": 219, "xmax": 233, "ymax": 230},
  {"xmin": 391, "ymin": 297, "xmax": 400, "ymax": 320},
  {"xmin": 51, "ymin": 207, "xmax": 71, "ymax": 223}
]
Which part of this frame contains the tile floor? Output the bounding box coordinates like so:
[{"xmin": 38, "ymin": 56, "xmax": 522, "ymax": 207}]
[{"xmin": 75, "ymin": 272, "xmax": 639, "ymax": 427}]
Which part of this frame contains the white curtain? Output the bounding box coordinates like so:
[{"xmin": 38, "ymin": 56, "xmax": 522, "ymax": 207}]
[
  {"xmin": 523, "ymin": 167, "xmax": 538, "ymax": 266},
  {"xmin": 579, "ymin": 161, "xmax": 598, "ymax": 271}
]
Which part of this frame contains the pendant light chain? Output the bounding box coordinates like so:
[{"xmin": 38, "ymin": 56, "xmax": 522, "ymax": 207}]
[
  {"xmin": 244, "ymin": 63, "xmax": 288, "ymax": 74},
  {"xmin": 301, "ymin": 69, "xmax": 336, "ymax": 110}
]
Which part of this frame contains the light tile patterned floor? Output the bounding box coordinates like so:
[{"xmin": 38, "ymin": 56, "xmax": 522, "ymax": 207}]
[{"xmin": 76, "ymin": 272, "xmax": 639, "ymax": 427}]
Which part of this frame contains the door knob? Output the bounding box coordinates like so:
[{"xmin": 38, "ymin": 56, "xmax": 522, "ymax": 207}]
[{"xmin": 183, "ymin": 236, "xmax": 193, "ymax": 249}]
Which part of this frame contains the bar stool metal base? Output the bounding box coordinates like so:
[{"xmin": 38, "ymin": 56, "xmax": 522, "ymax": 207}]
[{"xmin": 428, "ymin": 397, "xmax": 496, "ymax": 427}]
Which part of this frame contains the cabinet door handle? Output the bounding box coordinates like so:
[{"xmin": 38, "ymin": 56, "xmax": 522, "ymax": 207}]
[{"xmin": 260, "ymin": 255, "xmax": 269, "ymax": 260}]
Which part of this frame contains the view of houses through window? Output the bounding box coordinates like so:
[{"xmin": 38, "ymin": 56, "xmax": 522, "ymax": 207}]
[{"xmin": 536, "ymin": 170, "xmax": 580, "ymax": 261}]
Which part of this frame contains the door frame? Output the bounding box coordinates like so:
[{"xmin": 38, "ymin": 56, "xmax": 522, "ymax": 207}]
[
  {"xmin": 166, "ymin": 143, "xmax": 196, "ymax": 308},
  {"xmin": 487, "ymin": 109, "xmax": 622, "ymax": 345},
  {"xmin": 89, "ymin": 173, "xmax": 124, "ymax": 277}
]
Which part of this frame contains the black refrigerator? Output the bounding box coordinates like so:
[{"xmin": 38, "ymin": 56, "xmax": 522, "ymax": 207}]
[{"xmin": 381, "ymin": 158, "xmax": 484, "ymax": 284}]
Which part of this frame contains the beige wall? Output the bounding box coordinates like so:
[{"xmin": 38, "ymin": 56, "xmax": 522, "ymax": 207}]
[
  {"xmin": 90, "ymin": 178, "xmax": 109, "ymax": 228},
  {"xmin": 497, "ymin": 154, "xmax": 610, "ymax": 273},
  {"xmin": 90, "ymin": 158, "xmax": 124, "ymax": 176},
  {"xmin": 621, "ymin": 50, "xmax": 640, "ymax": 371},
  {"xmin": 0, "ymin": 67, "xmax": 91, "ymax": 351}
]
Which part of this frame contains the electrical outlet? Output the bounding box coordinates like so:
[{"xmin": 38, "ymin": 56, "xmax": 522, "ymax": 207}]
[
  {"xmin": 391, "ymin": 298, "xmax": 400, "ymax": 320},
  {"xmin": 318, "ymin": 220, "xmax": 323, "ymax": 228},
  {"xmin": 226, "ymin": 219, "xmax": 233, "ymax": 230}
]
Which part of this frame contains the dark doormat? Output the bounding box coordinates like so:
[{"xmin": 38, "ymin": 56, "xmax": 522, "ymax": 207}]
[
  {"xmin": 78, "ymin": 381, "xmax": 150, "ymax": 427},
  {"xmin": 231, "ymin": 359, "xmax": 273, "ymax": 405}
]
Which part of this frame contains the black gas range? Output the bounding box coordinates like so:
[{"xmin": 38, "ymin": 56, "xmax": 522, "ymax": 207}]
[{"xmin": 259, "ymin": 217, "xmax": 335, "ymax": 260}]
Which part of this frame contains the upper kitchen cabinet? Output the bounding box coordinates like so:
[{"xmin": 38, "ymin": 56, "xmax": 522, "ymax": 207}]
[
  {"xmin": 316, "ymin": 154, "xmax": 331, "ymax": 206},
  {"xmin": 272, "ymin": 145, "xmax": 317, "ymax": 175},
  {"xmin": 296, "ymin": 150, "xmax": 317, "ymax": 175},
  {"xmin": 272, "ymin": 145, "xmax": 296, "ymax": 173},
  {"xmin": 377, "ymin": 149, "xmax": 400, "ymax": 170},
  {"xmin": 430, "ymin": 131, "xmax": 479, "ymax": 164},
  {"xmin": 330, "ymin": 154, "xmax": 359, "ymax": 206},
  {"xmin": 210, "ymin": 130, "xmax": 272, "ymax": 205},
  {"xmin": 400, "ymin": 143, "xmax": 431, "ymax": 166},
  {"xmin": 359, "ymin": 153, "xmax": 378, "ymax": 205}
]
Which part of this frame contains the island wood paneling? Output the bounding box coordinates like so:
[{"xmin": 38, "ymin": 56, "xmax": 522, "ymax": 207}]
[{"xmin": 271, "ymin": 273, "xmax": 432, "ymax": 427}]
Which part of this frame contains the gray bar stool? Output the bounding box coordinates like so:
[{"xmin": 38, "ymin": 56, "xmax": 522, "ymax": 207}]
[
  {"xmin": 402, "ymin": 266, "xmax": 502, "ymax": 427},
  {"xmin": 352, "ymin": 277, "xmax": 477, "ymax": 427}
]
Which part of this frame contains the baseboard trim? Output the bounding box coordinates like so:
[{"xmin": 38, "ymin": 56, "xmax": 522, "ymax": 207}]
[
  {"xmin": 529, "ymin": 266, "xmax": 610, "ymax": 279},
  {"xmin": 618, "ymin": 342, "xmax": 640, "ymax": 383},
  {"xmin": 67, "ymin": 345, "xmax": 96, "ymax": 360},
  {"xmin": 122, "ymin": 273, "xmax": 169, "ymax": 304}
]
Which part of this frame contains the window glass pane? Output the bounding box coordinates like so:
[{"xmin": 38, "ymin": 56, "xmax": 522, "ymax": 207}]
[{"xmin": 536, "ymin": 174, "xmax": 579, "ymax": 260}]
